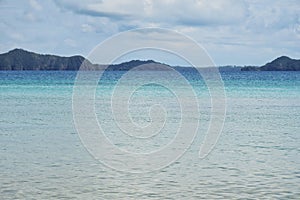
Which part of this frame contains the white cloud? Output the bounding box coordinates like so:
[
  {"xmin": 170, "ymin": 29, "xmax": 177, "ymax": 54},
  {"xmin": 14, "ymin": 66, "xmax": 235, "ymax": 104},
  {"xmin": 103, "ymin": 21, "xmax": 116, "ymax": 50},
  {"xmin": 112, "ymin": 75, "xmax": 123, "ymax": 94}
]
[
  {"xmin": 24, "ymin": 11, "xmax": 37, "ymax": 22},
  {"xmin": 81, "ymin": 23, "xmax": 94, "ymax": 32},
  {"xmin": 245, "ymin": 0, "xmax": 300, "ymax": 31},
  {"xmin": 54, "ymin": 0, "xmax": 249, "ymax": 26},
  {"xmin": 29, "ymin": 0, "xmax": 42, "ymax": 11},
  {"xmin": 151, "ymin": 0, "xmax": 248, "ymax": 26},
  {"xmin": 0, "ymin": 0, "xmax": 299, "ymax": 65}
]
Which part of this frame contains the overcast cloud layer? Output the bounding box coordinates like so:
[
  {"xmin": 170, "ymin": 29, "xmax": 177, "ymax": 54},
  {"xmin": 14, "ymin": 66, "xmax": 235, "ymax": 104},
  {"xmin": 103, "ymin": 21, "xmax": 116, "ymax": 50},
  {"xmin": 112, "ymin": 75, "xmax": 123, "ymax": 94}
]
[{"xmin": 0, "ymin": 0, "xmax": 299, "ymax": 65}]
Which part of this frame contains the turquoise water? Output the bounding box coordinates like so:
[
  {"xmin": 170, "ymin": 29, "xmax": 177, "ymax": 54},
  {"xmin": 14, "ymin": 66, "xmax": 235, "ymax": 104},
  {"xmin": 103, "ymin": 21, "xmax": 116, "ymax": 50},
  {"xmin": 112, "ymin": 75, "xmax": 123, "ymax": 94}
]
[{"xmin": 0, "ymin": 70, "xmax": 299, "ymax": 199}]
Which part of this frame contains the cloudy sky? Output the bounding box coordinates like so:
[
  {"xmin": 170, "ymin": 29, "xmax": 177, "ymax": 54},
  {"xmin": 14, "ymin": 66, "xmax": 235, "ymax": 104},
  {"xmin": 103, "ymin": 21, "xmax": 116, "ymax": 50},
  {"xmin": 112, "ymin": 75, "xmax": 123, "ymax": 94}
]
[{"xmin": 0, "ymin": 0, "xmax": 299, "ymax": 66}]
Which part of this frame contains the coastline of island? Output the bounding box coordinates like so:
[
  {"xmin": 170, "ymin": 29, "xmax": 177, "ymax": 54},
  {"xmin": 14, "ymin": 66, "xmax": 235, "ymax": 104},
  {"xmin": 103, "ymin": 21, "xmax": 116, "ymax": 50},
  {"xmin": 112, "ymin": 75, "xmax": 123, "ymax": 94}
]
[{"xmin": 0, "ymin": 48, "xmax": 299, "ymax": 71}]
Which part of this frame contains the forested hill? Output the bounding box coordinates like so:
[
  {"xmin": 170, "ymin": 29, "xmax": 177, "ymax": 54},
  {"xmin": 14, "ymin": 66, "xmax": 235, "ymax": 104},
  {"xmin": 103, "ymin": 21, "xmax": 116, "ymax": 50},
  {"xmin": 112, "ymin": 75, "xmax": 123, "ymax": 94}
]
[
  {"xmin": 0, "ymin": 48, "xmax": 170, "ymax": 71},
  {"xmin": 0, "ymin": 48, "xmax": 94, "ymax": 70},
  {"xmin": 241, "ymin": 56, "xmax": 300, "ymax": 71}
]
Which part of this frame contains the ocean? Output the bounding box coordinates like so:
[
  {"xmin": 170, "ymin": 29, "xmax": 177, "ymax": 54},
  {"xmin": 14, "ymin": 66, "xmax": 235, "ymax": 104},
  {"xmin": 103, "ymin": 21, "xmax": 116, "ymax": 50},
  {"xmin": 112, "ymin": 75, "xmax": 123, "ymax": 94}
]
[{"xmin": 0, "ymin": 70, "xmax": 299, "ymax": 199}]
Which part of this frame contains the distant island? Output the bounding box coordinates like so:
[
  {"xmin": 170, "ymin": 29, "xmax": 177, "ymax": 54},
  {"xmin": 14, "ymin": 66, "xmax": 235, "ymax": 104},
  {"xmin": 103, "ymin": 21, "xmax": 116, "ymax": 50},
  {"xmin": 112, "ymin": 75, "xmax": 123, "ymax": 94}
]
[
  {"xmin": 0, "ymin": 48, "xmax": 299, "ymax": 71},
  {"xmin": 0, "ymin": 48, "xmax": 90, "ymax": 70},
  {"xmin": 241, "ymin": 56, "xmax": 300, "ymax": 71},
  {"xmin": 0, "ymin": 48, "xmax": 171, "ymax": 71}
]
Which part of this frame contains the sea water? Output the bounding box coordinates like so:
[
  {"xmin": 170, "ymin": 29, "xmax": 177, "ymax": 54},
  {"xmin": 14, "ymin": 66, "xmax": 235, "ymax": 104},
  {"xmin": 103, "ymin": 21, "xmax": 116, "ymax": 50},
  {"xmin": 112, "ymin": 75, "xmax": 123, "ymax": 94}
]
[{"xmin": 0, "ymin": 70, "xmax": 299, "ymax": 199}]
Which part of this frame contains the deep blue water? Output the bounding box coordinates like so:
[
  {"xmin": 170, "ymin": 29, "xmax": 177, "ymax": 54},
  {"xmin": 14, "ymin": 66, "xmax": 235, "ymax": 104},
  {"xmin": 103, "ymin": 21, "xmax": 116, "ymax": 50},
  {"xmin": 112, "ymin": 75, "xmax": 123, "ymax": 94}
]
[{"xmin": 0, "ymin": 70, "xmax": 299, "ymax": 199}]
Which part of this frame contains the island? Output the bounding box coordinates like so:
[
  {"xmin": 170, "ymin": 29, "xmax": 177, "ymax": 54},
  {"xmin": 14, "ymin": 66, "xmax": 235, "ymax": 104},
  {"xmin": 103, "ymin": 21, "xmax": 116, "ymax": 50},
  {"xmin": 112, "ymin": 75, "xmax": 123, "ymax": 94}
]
[
  {"xmin": 0, "ymin": 48, "xmax": 299, "ymax": 71},
  {"xmin": 0, "ymin": 48, "xmax": 173, "ymax": 71},
  {"xmin": 241, "ymin": 56, "xmax": 300, "ymax": 71},
  {"xmin": 0, "ymin": 48, "xmax": 90, "ymax": 70}
]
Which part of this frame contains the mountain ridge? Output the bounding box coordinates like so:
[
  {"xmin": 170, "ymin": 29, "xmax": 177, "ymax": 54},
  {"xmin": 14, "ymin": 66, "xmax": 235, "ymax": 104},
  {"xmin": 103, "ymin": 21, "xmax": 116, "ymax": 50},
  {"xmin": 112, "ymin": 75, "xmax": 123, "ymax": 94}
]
[
  {"xmin": 0, "ymin": 48, "xmax": 90, "ymax": 70},
  {"xmin": 0, "ymin": 48, "xmax": 168, "ymax": 71},
  {"xmin": 0, "ymin": 48, "xmax": 299, "ymax": 71},
  {"xmin": 241, "ymin": 56, "xmax": 300, "ymax": 71}
]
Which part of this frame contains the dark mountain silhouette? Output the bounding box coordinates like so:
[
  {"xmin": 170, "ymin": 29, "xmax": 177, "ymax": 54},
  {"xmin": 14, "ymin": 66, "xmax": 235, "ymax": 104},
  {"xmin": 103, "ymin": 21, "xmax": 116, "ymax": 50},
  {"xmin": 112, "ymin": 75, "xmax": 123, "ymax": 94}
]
[
  {"xmin": 0, "ymin": 48, "xmax": 170, "ymax": 71},
  {"xmin": 242, "ymin": 56, "xmax": 300, "ymax": 71},
  {"xmin": 0, "ymin": 48, "xmax": 93, "ymax": 70},
  {"xmin": 102, "ymin": 60, "xmax": 171, "ymax": 71},
  {"xmin": 1, "ymin": 48, "xmax": 298, "ymax": 71}
]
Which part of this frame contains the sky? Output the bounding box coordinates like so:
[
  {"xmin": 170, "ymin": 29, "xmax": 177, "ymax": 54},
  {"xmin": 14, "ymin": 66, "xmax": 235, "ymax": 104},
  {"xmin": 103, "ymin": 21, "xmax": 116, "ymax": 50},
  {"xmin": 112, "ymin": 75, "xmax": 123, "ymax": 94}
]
[{"xmin": 0, "ymin": 0, "xmax": 299, "ymax": 66}]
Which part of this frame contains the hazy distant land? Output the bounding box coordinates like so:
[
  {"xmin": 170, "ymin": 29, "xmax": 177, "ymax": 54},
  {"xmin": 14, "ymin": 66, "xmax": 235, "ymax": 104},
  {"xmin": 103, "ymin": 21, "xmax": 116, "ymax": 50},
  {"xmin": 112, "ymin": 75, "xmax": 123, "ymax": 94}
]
[
  {"xmin": 241, "ymin": 56, "xmax": 300, "ymax": 71},
  {"xmin": 0, "ymin": 48, "xmax": 299, "ymax": 71}
]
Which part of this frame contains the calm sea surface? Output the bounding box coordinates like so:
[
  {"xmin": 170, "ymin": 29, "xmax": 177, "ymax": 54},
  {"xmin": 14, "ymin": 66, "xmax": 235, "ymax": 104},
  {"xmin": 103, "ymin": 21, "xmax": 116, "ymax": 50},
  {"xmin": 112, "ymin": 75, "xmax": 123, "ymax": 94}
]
[{"xmin": 0, "ymin": 70, "xmax": 299, "ymax": 199}]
